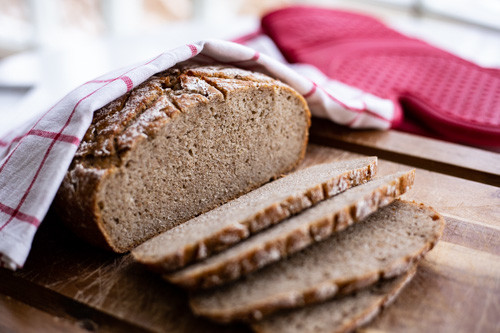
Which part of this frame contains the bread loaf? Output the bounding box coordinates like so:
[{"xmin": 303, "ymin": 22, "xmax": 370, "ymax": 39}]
[
  {"xmin": 54, "ymin": 64, "xmax": 311, "ymax": 252},
  {"xmin": 166, "ymin": 170, "xmax": 414, "ymax": 290},
  {"xmin": 190, "ymin": 200, "xmax": 444, "ymax": 323},
  {"xmin": 252, "ymin": 266, "xmax": 417, "ymax": 333},
  {"xmin": 132, "ymin": 158, "xmax": 377, "ymax": 271}
]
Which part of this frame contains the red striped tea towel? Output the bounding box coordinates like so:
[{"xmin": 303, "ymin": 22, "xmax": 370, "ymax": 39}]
[{"xmin": 0, "ymin": 39, "xmax": 395, "ymax": 270}]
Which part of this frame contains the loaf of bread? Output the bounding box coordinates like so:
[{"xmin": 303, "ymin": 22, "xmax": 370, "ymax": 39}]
[
  {"xmin": 190, "ymin": 200, "xmax": 444, "ymax": 323},
  {"xmin": 54, "ymin": 64, "xmax": 311, "ymax": 252},
  {"xmin": 252, "ymin": 266, "xmax": 417, "ymax": 333},
  {"xmin": 166, "ymin": 170, "xmax": 415, "ymax": 290},
  {"xmin": 132, "ymin": 157, "xmax": 377, "ymax": 272}
]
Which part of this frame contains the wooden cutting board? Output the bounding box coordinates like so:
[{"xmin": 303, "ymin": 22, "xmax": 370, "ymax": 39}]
[{"xmin": 1, "ymin": 120, "xmax": 499, "ymax": 333}]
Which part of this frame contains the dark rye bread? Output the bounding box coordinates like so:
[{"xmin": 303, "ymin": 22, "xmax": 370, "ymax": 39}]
[
  {"xmin": 132, "ymin": 158, "xmax": 377, "ymax": 271},
  {"xmin": 54, "ymin": 64, "xmax": 311, "ymax": 253},
  {"xmin": 166, "ymin": 170, "xmax": 414, "ymax": 290},
  {"xmin": 190, "ymin": 200, "xmax": 444, "ymax": 323},
  {"xmin": 252, "ymin": 266, "xmax": 417, "ymax": 333}
]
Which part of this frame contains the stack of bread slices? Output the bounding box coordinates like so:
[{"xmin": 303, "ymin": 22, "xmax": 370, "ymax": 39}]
[{"xmin": 132, "ymin": 157, "xmax": 444, "ymax": 333}]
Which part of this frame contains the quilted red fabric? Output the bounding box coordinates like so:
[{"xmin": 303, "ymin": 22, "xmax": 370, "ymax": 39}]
[{"xmin": 262, "ymin": 6, "xmax": 500, "ymax": 147}]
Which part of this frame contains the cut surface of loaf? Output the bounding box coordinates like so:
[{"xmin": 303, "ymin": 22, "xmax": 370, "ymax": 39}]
[
  {"xmin": 132, "ymin": 157, "xmax": 377, "ymax": 271},
  {"xmin": 251, "ymin": 265, "xmax": 417, "ymax": 333},
  {"xmin": 54, "ymin": 64, "xmax": 311, "ymax": 252},
  {"xmin": 190, "ymin": 200, "xmax": 445, "ymax": 323},
  {"xmin": 166, "ymin": 170, "xmax": 414, "ymax": 290}
]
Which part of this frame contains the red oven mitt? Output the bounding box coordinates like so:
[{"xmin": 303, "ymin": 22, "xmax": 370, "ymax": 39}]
[{"xmin": 261, "ymin": 6, "xmax": 500, "ymax": 147}]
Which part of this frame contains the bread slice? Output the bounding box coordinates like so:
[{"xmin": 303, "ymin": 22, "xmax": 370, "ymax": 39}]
[
  {"xmin": 132, "ymin": 157, "xmax": 377, "ymax": 271},
  {"xmin": 190, "ymin": 200, "xmax": 444, "ymax": 323},
  {"xmin": 251, "ymin": 265, "xmax": 417, "ymax": 333},
  {"xmin": 166, "ymin": 170, "xmax": 414, "ymax": 290},
  {"xmin": 54, "ymin": 64, "xmax": 311, "ymax": 253}
]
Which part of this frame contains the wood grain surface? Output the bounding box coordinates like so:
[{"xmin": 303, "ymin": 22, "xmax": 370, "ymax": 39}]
[
  {"xmin": 310, "ymin": 120, "xmax": 500, "ymax": 186},
  {"xmin": 0, "ymin": 293, "xmax": 89, "ymax": 333},
  {"xmin": 1, "ymin": 127, "xmax": 499, "ymax": 333}
]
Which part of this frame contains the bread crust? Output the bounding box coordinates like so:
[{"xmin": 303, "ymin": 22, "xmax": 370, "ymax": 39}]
[
  {"xmin": 189, "ymin": 200, "xmax": 445, "ymax": 323},
  {"xmin": 133, "ymin": 158, "xmax": 377, "ymax": 271},
  {"xmin": 251, "ymin": 265, "xmax": 417, "ymax": 333},
  {"xmin": 54, "ymin": 64, "xmax": 311, "ymax": 252},
  {"xmin": 166, "ymin": 170, "xmax": 414, "ymax": 290},
  {"xmin": 54, "ymin": 164, "xmax": 116, "ymax": 250}
]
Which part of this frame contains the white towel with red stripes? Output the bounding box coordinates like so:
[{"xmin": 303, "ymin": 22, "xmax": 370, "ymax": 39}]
[{"xmin": 0, "ymin": 38, "xmax": 395, "ymax": 270}]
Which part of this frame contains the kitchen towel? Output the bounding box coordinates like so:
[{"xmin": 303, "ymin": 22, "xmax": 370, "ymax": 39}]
[
  {"xmin": 0, "ymin": 39, "xmax": 395, "ymax": 270},
  {"xmin": 257, "ymin": 6, "xmax": 500, "ymax": 147}
]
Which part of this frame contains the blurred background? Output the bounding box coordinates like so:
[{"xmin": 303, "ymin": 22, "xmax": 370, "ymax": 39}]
[{"xmin": 1, "ymin": 0, "xmax": 500, "ymax": 136}]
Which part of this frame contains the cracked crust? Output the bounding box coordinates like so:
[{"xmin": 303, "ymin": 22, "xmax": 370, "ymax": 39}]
[
  {"xmin": 189, "ymin": 200, "xmax": 445, "ymax": 323},
  {"xmin": 165, "ymin": 170, "xmax": 414, "ymax": 290},
  {"xmin": 54, "ymin": 63, "xmax": 311, "ymax": 252},
  {"xmin": 73, "ymin": 64, "xmax": 300, "ymax": 167},
  {"xmin": 251, "ymin": 265, "xmax": 417, "ymax": 333},
  {"xmin": 132, "ymin": 158, "xmax": 377, "ymax": 272}
]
